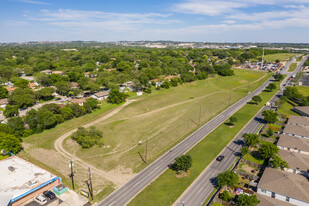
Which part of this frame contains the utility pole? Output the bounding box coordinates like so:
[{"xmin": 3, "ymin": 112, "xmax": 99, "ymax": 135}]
[
  {"xmin": 69, "ymin": 159, "xmax": 75, "ymax": 190},
  {"xmin": 228, "ymin": 91, "xmax": 232, "ymax": 105},
  {"xmin": 198, "ymin": 106, "xmax": 201, "ymax": 125},
  {"xmin": 145, "ymin": 139, "xmax": 148, "ymax": 163},
  {"xmin": 262, "ymin": 47, "xmax": 264, "ymax": 67},
  {"xmin": 88, "ymin": 167, "xmax": 93, "ymax": 200}
]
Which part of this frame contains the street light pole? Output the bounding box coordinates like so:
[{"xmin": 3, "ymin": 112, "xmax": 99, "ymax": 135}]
[
  {"xmin": 145, "ymin": 139, "xmax": 148, "ymax": 163},
  {"xmin": 69, "ymin": 159, "xmax": 75, "ymax": 190},
  {"xmin": 88, "ymin": 167, "xmax": 93, "ymax": 200}
]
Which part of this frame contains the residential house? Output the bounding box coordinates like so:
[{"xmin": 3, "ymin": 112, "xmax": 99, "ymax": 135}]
[
  {"xmin": 84, "ymin": 72, "xmax": 90, "ymax": 78},
  {"xmin": 70, "ymin": 98, "xmax": 87, "ymax": 106},
  {"xmin": 293, "ymin": 106, "xmax": 309, "ymax": 117},
  {"xmin": 91, "ymin": 91, "xmax": 109, "ymax": 101},
  {"xmin": 288, "ymin": 115, "xmax": 309, "ymax": 128},
  {"xmin": 257, "ymin": 167, "xmax": 309, "ymax": 206},
  {"xmin": 1, "ymin": 81, "xmax": 14, "ymax": 87},
  {"xmin": 283, "ymin": 124, "xmax": 309, "ymax": 139},
  {"xmin": 136, "ymin": 91, "xmax": 143, "ymax": 96},
  {"xmin": 278, "ymin": 149, "xmax": 309, "ymax": 174},
  {"xmin": 41, "ymin": 70, "xmax": 52, "ymax": 75},
  {"xmin": 70, "ymin": 82, "xmax": 79, "ymax": 88},
  {"xmin": 0, "ymin": 98, "xmax": 8, "ymax": 108},
  {"xmin": 6, "ymin": 87, "xmax": 16, "ymax": 94},
  {"xmin": 52, "ymin": 71, "xmax": 64, "ymax": 76},
  {"xmin": 28, "ymin": 82, "xmax": 39, "ymax": 89},
  {"xmin": 277, "ymin": 134, "xmax": 309, "ymax": 155}
]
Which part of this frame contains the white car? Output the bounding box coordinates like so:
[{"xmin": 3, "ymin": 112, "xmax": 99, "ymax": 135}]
[{"xmin": 34, "ymin": 195, "xmax": 47, "ymax": 205}]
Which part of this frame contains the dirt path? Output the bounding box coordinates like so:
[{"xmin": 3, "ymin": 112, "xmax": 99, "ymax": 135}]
[{"xmin": 54, "ymin": 100, "xmax": 136, "ymax": 187}]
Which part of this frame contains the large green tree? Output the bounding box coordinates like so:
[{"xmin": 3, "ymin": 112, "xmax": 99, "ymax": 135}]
[
  {"xmin": 172, "ymin": 155, "xmax": 192, "ymax": 172},
  {"xmin": 269, "ymin": 155, "xmax": 289, "ymax": 170},
  {"xmin": 7, "ymin": 117, "xmax": 25, "ymax": 137},
  {"xmin": 262, "ymin": 110, "xmax": 278, "ymax": 123},
  {"xmin": 258, "ymin": 142, "xmax": 279, "ymax": 159},
  {"xmin": 35, "ymin": 87, "xmax": 55, "ymax": 101},
  {"xmin": 235, "ymin": 194, "xmax": 260, "ymax": 206},
  {"xmin": 0, "ymin": 132, "xmax": 22, "ymax": 154},
  {"xmin": 266, "ymin": 83, "xmax": 276, "ymax": 92},
  {"xmin": 9, "ymin": 88, "xmax": 36, "ymax": 108},
  {"xmin": 3, "ymin": 105, "xmax": 19, "ymax": 118},
  {"xmin": 37, "ymin": 109, "xmax": 57, "ymax": 130},
  {"xmin": 0, "ymin": 86, "xmax": 8, "ymax": 99},
  {"xmin": 243, "ymin": 133, "xmax": 259, "ymax": 147},
  {"xmin": 107, "ymin": 90, "xmax": 128, "ymax": 104},
  {"xmin": 273, "ymin": 73, "xmax": 284, "ymax": 81},
  {"xmin": 252, "ymin": 95, "xmax": 262, "ymax": 104},
  {"xmin": 217, "ymin": 170, "xmax": 238, "ymax": 187}
]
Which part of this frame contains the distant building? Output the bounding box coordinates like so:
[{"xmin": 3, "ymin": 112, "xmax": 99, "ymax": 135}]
[
  {"xmin": 278, "ymin": 149, "xmax": 309, "ymax": 174},
  {"xmin": 52, "ymin": 71, "xmax": 64, "ymax": 76},
  {"xmin": 28, "ymin": 82, "xmax": 39, "ymax": 89},
  {"xmin": 70, "ymin": 98, "xmax": 87, "ymax": 106},
  {"xmin": 70, "ymin": 82, "xmax": 79, "ymax": 88},
  {"xmin": 91, "ymin": 91, "xmax": 109, "ymax": 101},
  {"xmin": 282, "ymin": 116, "xmax": 309, "ymax": 139},
  {"xmin": 0, "ymin": 156, "xmax": 61, "ymax": 206},
  {"xmin": 277, "ymin": 134, "xmax": 309, "ymax": 155},
  {"xmin": 136, "ymin": 91, "xmax": 143, "ymax": 96},
  {"xmin": 40, "ymin": 70, "xmax": 52, "ymax": 75},
  {"xmin": 0, "ymin": 98, "xmax": 8, "ymax": 108},
  {"xmin": 5, "ymin": 87, "xmax": 16, "ymax": 94}
]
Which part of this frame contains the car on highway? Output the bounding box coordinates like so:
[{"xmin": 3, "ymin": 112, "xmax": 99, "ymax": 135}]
[
  {"xmin": 216, "ymin": 155, "xmax": 224, "ymax": 161},
  {"xmin": 34, "ymin": 195, "xmax": 47, "ymax": 205},
  {"xmin": 43, "ymin": 190, "xmax": 56, "ymax": 200}
]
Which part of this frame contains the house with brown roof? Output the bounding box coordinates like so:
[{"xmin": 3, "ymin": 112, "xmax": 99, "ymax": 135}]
[
  {"xmin": 5, "ymin": 87, "xmax": 16, "ymax": 94},
  {"xmin": 70, "ymin": 98, "xmax": 86, "ymax": 106},
  {"xmin": 293, "ymin": 106, "xmax": 309, "ymax": 117},
  {"xmin": 28, "ymin": 82, "xmax": 39, "ymax": 89},
  {"xmin": 277, "ymin": 134, "xmax": 309, "ymax": 155},
  {"xmin": 257, "ymin": 167, "xmax": 309, "ymax": 206},
  {"xmin": 70, "ymin": 82, "xmax": 79, "ymax": 88}
]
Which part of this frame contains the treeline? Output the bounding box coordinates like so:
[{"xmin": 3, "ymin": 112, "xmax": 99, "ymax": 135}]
[{"xmin": 0, "ymin": 98, "xmax": 100, "ymax": 155}]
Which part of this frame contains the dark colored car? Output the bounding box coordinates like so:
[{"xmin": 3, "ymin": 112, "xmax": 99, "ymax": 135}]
[
  {"xmin": 55, "ymin": 98, "xmax": 62, "ymax": 101},
  {"xmin": 20, "ymin": 107, "xmax": 28, "ymax": 111},
  {"xmin": 43, "ymin": 190, "xmax": 56, "ymax": 200},
  {"xmin": 216, "ymin": 155, "xmax": 224, "ymax": 161}
]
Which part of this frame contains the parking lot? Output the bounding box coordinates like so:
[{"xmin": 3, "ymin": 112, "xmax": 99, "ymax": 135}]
[{"xmin": 24, "ymin": 197, "xmax": 62, "ymax": 206}]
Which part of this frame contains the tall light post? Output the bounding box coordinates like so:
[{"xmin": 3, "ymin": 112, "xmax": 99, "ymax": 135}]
[{"xmin": 69, "ymin": 159, "xmax": 75, "ymax": 190}]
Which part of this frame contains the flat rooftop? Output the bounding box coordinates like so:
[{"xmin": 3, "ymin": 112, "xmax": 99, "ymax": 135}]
[
  {"xmin": 258, "ymin": 167, "xmax": 309, "ymax": 203},
  {"xmin": 283, "ymin": 124, "xmax": 309, "ymax": 138},
  {"xmin": 279, "ymin": 150, "xmax": 309, "ymax": 172},
  {"xmin": 277, "ymin": 134, "xmax": 309, "ymax": 153},
  {"xmin": 288, "ymin": 115, "xmax": 309, "ymax": 127},
  {"xmin": 0, "ymin": 156, "xmax": 57, "ymax": 200}
]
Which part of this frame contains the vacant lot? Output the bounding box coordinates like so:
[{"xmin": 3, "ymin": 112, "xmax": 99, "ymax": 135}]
[
  {"xmin": 263, "ymin": 53, "xmax": 298, "ymax": 62},
  {"xmin": 21, "ymin": 69, "xmax": 271, "ymax": 197}
]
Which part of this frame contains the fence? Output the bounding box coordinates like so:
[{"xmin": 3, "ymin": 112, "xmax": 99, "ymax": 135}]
[
  {"xmin": 240, "ymin": 159, "xmax": 262, "ymax": 168},
  {"xmin": 235, "ymin": 170, "xmax": 259, "ymax": 181},
  {"xmin": 259, "ymin": 136, "xmax": 276, "ymax": 143}
]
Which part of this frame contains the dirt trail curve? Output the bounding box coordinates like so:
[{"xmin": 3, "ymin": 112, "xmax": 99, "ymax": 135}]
[{"xmin": 54, "ymin": 100, "xmax": 136, "ymax": 187}]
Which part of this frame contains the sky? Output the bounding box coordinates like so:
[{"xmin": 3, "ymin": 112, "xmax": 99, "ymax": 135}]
[{"xmin": 1, "ymin": 0, "xmax": 309, "ymax": 43}]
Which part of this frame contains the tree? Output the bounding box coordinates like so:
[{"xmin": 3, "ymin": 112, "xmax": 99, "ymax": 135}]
[
  {"xmin": 60, "ymin": 107, "xmax": 74, "ymax": 120},
  {"xmin": 0, "ymin": 86, "xmax": 8, "ymax": 99},
  {"xmin": 9, "ymin": 88, "xmax": 36, "ymax": 108},
  {"xmin": 273, "ymin": 73, "xmax": 284, "ymax": 81},
  {"xmin": 275, "ymin": 59, "xmax": 280, "ymax": 63},
  {"xmin": 283, "ymin": 86, "xmax": 303, "ymax": 101},
  {"xmin": 262, "ymin": 110, "xmax": 278, "ymax": 123},
  {"xmin": 35, "ymin": 87, "xmax": 55, "ymax": 101},
  {"xmin": 66, "ymin": 103, "xmax": 85, "ymax": 117},
  {"xmin": 37, "ymin": 109, "xmax": 57, "ymax": 130},
  {"xmin": 217, "ymin": 171, "xmax": 238, "ymax": 187},
  {"xmin": 252, "ymin": 95, "xmax": 262, "ymax": 104},
  {"xmin": 0, "ymin": 132, "xmax": 22, "ymax": 154},
  {"xmin": 243, "ymin": 133, "xmax": 259, "ymax": 147},
  {"xmin": 229, "ymin": 116, "xmax": 237, "ymax": 125},
  {"xmin": 7, "ymin": 117, "xmax": 25, "ymax": 137},
  {"xmin": 269, "ymin": 155, "xmax": 289, "ymax": 170},
  {"xmin": 258, "ymin": 142, "xmax": 279, "ymax": 159},
  {"xmin": 241, "ymin": 147, "xmax": 249, "ymax": 156},
  {"xmin": 55, "ymin": 81, "xmax": 71, "ymax": 96},
  {"xmin": 3, "ymin": 105, "xmax": 19, "ymax": 118},
  {"xmin": 14, "ymin": 79, "xmax": 29, "ymax": 88},
  {"xmin": 219, "ymin": 190, "xmax": 231, "ymax": 202},
  {"xmin": 144, "ymin": 88, "xmax": 152, "ymax": 94},
  {"xmin": 71, "ymin": 126, "xmax": 103, "ymax": 148},
  {"xmin": 172, "ymin": 155, "xmax": 192, "ymax": 172},
  {"xmin": 160, "ymin": 81, "xmax": 170, "ymax": 89},
  {"xmin": 266, "ymin": 128, "xmax": 274, "ymax": 137},
  {"xmin": 84, "ymin": 98, "xmax": 99, "ymax": 110},
  {"xmin": 235, "ymin": 194, "xmax": 260, "ymax": 206},
  {"xmin": 266, "ymin": 83, "xmax": 276, "ymax": 92},
  {"xmin": 24, "ymin": 109, "xmax": 38, "ymax": 131},
  {"xmin": 107, "ymin": 90, "xmax": 128, "ymax": 104},
  {"xmin": 170, "ymin": 78, "xmax": 178, "ymax": 87}
]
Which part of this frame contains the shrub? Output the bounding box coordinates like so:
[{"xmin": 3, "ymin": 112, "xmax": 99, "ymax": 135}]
[{"xmin": 71, "ymin": 126, "xmax": 103, "ymax": 148}]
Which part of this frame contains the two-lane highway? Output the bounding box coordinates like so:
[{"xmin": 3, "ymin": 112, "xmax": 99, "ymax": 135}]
[
  {"xmin": 174, "ymin": 55, "xmax": 308, "ymax": 206},
  {"xmin": 98, "ymin": 56, "xmax": 303, "ymax": 206}
]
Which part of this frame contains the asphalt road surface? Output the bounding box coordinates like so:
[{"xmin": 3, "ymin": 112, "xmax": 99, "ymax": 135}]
[
  {"xmin": 98, "ymin": 56, "xmax": 304, "ymax": 206},
  {"xmin": 174, "ymin": 55, "xmax": 308, "ymax": 206}
]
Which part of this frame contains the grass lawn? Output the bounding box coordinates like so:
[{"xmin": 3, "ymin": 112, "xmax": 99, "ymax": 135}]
[
  {"xmin": 243, "ymin": 152, "xmax": 265, "ymax": 165},
  {"xmin": 212, "ymin": 202, "xmax": 224, "ymax": 206},
  {"xmin": 288, "ymin": 63, "xmax": 297, "ymax": 72},
  {"xmin": 262, "ymin": 53, "xmax": 298, "ymax": 62},
  {"xmin": 296, "ymin": 86, "xmax": 309, "ymax": 96},
  {"xmin": 128, "ymin": 79, "xmax": 282, "ymax": 206},
  {"xmin": 277, "ymin": 100, "xmax": 299, "ymax": 117},
  {"xmin": 296, "ymin": 55, "xmax": 303, "ymax": 62}
]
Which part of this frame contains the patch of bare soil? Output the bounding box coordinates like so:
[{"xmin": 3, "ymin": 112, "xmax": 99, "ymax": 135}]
[{"xmin": 176, "ymin": 170, "xmax": 191, "ymax": 178}]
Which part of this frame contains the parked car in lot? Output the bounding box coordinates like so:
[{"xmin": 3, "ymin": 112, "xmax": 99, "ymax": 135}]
[
  {"xmin": 216, "ymin": 155, "xmax": 224, "ymax": 161},
  {"xmin": 34, "ymin": 195, "xmax": 47, "ymax": 205},
  {"xmin": 43, "ymin": 190, "xmax": 56, "ymax": 199}
]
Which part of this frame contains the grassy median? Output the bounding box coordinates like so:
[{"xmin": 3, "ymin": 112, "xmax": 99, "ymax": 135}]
[{"xmin": 128, "ymin": 79, "xmax": 283, "ymax": 206}]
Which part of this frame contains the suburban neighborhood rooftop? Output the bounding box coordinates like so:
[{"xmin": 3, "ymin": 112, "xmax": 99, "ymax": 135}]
[
  {"xmin": 283, "ymin": 123, "xmax": 309, "ymax": 138},
  {"xmin": 258, "ymin": 167, "xmax": 309, "ymax": 203},
  {"xmin": 277, "ymin": 134, "xmax": 309, "ymax": 152},
  {"xmin": 288, "ymin": 115, "xmax": 309, "ymax": 127},
  {"xmin": 278, "ymin": 150, "xmax": 309, "ymax": 172}
]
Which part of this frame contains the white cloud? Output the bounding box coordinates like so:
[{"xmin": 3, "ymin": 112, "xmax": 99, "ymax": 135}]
[
  {"xmin": 18, "ymin": 0, "xmax": 49, "ymax": 5},
  {"xmin": 222, "ymin": 20, "xmax": 236, "ymax": 24}
]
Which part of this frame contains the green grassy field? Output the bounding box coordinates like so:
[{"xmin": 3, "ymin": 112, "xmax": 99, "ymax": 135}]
[
  {"xmin": 288, "ymin": 63, "xmax": 297, "ymax": 72},
  {"xmin": 62, "ymin": 70, "xmax": 271, "ymax": 173},
  {"xmin": 296, "ymin": 86, "xmax": 309, "ymax": 96},
  {"xmin": 263, "ymin": 53, "xmax": 298, "ymax": 62},
  {"xmin": 296, "ymin": 55, "xmax": 303, "ymax": 62},
  {"xmin": 128, "ymin": 78, "xmax": 282, "ymax": 206}
]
